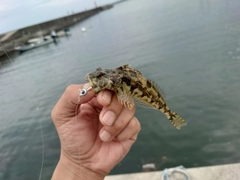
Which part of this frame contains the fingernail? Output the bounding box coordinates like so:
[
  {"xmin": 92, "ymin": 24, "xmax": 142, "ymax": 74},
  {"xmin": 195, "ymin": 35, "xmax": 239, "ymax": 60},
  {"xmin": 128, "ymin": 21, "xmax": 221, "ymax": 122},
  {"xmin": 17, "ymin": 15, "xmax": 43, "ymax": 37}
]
[
  {"xmin": 101, "ymin": 91, "xmax": 111, "ymax": 105},
  {"xmin": 100, "ymin": 130, "xmax": 111, "ymax": 141},
  {"xmin": 102, "ymin": 111, "xmax": 116, "ymax": 126}
]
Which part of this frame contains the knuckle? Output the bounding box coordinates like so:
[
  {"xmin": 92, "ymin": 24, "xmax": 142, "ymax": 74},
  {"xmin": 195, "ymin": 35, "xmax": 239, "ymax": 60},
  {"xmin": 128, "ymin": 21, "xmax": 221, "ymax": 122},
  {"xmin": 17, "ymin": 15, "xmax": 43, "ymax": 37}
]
[
  {"xmin": 130, "ymin": 117, "xmax": 137, "ymax": 127},
  {"xmin": 114, "ymin": 118, "xmax": 126, "ymax": 131},
  {"xmin": 111, "ymin": 95, "xmax": 123, "ymax": 108},
  {"xmin": 131, "ymin": 117, "xmax": 141, "ymax": 132},
  {"xmin": 136, "ymin": 118, "xmax": 141, "ymax": 131},
  {"xmin": 80, "ymin": 104, "xmax": 97, "ymax": 119},
  {"xmin": 65, "ymin": 84, "xmax": 75, "ymax": 93},
  {"xmin": 97, "ymin": 91, "xmax": 111, "ymax": 106},
  {"xmin": 51, "ymin": 106, "xmax": 57, "ymax": 121},
  {"xmin": 115, "ymin": 134, "xmax": 125, "ymax": 141}
]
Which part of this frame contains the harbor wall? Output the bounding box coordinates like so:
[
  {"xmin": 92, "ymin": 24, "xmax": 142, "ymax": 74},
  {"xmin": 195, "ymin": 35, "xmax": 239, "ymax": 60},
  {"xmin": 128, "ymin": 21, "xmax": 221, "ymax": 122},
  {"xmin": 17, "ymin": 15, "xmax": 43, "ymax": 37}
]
[{"xmin": 0, "ymin": 5, "xmax": 112, "ymax": 58}]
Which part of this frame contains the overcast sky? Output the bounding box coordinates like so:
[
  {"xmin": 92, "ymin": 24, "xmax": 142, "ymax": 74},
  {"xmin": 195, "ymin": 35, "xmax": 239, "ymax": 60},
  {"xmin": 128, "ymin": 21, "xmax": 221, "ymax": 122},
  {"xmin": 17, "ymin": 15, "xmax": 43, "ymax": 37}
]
[{"xmin": 0, "ymin": 0, "xmax": 116, "ymax": 34}]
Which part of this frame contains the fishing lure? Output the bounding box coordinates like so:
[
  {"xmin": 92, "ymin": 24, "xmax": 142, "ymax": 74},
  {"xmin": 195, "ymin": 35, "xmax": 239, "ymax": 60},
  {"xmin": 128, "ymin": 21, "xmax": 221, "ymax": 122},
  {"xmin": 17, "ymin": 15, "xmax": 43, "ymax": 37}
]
[{"xmin": 79, "ymin": 64, "xmax": 186, "ymax": 129}]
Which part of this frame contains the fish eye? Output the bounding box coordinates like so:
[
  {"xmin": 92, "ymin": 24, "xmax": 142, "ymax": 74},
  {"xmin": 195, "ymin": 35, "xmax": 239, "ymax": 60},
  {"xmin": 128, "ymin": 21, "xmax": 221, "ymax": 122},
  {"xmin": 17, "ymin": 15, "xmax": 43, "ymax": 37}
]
[{"xmin": 80, "ymin": 89, "xmax": 87, "ymax": 96}]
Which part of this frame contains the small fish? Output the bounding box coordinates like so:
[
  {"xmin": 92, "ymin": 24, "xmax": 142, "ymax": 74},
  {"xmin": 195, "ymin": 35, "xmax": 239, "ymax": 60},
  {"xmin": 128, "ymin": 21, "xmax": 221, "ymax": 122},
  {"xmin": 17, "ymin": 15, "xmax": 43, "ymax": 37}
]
[{"xmin": 79, "ymin": 64, "xmax": 186, "ymax": 129}]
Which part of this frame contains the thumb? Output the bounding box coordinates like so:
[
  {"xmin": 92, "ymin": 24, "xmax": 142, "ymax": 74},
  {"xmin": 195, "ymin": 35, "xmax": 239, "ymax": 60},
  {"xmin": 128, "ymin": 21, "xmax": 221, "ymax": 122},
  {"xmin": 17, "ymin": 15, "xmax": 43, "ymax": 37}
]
[{"xmin": 51, "ymin": 84, "xmax": 95, "ymax": 125}]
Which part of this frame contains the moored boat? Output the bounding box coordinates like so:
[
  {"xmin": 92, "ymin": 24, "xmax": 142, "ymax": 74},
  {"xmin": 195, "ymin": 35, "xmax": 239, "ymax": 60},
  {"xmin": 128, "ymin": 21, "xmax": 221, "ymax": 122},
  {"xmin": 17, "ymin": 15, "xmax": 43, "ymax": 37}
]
[{"xmin": 14, "ymin": 37, "xmax": 53, "ymax": 52}]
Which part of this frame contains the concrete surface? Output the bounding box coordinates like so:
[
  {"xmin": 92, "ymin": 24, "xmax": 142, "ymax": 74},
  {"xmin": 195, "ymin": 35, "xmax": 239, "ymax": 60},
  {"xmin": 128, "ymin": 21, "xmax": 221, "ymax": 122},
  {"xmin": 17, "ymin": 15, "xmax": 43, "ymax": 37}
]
[{"xmin": 105, "ymin": 163, "xmax": 240, "ymax": 180}]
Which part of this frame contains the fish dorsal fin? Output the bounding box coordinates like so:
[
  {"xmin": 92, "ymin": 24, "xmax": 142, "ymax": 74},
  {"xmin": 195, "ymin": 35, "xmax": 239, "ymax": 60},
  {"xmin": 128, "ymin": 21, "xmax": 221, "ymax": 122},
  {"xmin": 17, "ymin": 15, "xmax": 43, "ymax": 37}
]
[
  {"xmin": 118, "ymin": 64, "xmax": 144, "ymax": 76},
  {"xmin": 135, "ymin": 97, "xmax": 157, "ymax": 110}
]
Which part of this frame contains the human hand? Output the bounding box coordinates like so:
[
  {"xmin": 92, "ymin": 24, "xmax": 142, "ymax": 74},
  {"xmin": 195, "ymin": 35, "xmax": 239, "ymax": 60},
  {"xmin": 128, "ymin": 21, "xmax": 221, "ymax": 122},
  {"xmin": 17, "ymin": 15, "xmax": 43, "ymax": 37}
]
[{"xmin": 51, "ymin": 85, "xmax": 141, "ymax": 180}]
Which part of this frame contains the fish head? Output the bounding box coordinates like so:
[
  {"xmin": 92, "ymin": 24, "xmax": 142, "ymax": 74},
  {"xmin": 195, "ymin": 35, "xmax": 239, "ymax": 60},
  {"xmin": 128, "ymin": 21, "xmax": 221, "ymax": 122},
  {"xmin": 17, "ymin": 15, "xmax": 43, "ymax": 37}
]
[{"xmin": 85, "ymin": 67, "xmax": 121, "ymax": 92}]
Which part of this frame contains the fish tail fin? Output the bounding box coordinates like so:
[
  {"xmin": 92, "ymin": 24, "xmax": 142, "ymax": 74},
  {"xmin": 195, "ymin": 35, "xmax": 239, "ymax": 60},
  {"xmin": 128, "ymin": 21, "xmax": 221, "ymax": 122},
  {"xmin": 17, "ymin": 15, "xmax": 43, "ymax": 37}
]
[{"xmin": 165, "ymin": 110, "xmax": 187, "ymax": 129}]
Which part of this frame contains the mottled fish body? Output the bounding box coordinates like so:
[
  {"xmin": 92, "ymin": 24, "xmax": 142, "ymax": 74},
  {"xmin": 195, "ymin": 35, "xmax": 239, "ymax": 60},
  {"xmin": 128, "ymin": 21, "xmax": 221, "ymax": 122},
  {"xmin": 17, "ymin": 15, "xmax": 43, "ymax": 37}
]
[{"xmin": 83, "ymin": 64, "xmax": 186, "ymax": 129}]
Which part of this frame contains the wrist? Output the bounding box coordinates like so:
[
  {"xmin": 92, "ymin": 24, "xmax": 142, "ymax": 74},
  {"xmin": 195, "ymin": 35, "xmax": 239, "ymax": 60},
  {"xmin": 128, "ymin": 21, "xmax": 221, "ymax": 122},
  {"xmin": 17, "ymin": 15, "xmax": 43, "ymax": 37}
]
[{"xmin": 52, "ymin": 153, "xmax": 105, "ymax": 180}]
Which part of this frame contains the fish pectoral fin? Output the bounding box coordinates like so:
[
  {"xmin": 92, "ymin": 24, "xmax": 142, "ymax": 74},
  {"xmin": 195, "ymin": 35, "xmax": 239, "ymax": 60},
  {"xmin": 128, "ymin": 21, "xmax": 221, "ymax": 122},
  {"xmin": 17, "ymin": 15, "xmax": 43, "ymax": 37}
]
[
  {"xmin": 135, "ymin": 97, "xmax": 156, "ymax": 109},
  {"xmin": 117, "ymin": 92, "xmax": 135, "ymax": 110}
]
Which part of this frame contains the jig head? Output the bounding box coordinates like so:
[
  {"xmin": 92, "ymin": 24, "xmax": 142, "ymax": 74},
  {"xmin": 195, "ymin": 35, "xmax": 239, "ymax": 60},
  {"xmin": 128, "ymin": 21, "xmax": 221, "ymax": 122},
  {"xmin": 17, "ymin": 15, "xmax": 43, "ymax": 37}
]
[
  {"xmin": 79, "ymin": 88, "xmax": 88, "ymax": 96},
  {"xmin": 78, "ymin": 83, "xmax": 92, "ymax": 97}
]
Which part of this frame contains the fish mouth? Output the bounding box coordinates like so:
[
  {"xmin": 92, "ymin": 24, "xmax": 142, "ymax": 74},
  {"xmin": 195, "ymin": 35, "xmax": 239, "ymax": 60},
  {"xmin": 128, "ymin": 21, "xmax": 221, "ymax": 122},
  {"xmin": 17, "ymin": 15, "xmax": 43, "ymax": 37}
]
[
  {"xmin": 85, "ymin": 72, "xmax": 96, "ymax": 88},
  {"xmin": 85, "ymin": 73, "xmax": 91, "ymax": 83}
]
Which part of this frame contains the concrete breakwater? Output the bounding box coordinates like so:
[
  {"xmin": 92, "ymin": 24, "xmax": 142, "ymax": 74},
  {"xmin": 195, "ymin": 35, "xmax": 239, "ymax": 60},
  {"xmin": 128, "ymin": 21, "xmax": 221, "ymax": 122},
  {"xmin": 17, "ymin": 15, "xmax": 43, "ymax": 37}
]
[
  {"xmin": 0, "ymin": 4, "xmax": 112, "ymax": 58},
  {"xmin": 105, "ymin": 163, "xmax": 240, "ymax": 180}
]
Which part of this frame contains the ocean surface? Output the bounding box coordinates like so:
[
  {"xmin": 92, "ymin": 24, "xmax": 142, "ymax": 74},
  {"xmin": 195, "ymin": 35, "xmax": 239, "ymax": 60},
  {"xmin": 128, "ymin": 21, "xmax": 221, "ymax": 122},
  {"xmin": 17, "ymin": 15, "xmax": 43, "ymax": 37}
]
[{"xmin": 1, "ymin": 0, "xmax": 240, "ymax": 179}]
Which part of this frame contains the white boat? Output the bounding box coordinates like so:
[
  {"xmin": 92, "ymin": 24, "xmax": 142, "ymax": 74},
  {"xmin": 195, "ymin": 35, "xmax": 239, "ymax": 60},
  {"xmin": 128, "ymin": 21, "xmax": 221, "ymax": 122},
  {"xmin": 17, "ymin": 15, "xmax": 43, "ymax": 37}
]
[
  {"xmin": 14, "ymin": 37, "xmax": 53, "ymax": 52},
  {"xmin": 56, "ymin": 30, "xmax": 71, "ymax": 37},
  {"xmin": 28, "ymin": 37, "xmax": 54, "ymax": 46},
  {"xmin": 14, "ymin": 43, "xmax": 35, "ymax": 51}
]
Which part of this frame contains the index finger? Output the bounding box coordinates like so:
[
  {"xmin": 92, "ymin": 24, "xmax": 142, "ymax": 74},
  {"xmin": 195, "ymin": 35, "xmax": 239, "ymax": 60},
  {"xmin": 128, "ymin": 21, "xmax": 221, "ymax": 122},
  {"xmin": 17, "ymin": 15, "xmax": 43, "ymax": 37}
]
[{"xmin": 51, "ymin": 84, "xmax": 95, "ymax": 122}]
